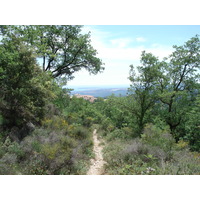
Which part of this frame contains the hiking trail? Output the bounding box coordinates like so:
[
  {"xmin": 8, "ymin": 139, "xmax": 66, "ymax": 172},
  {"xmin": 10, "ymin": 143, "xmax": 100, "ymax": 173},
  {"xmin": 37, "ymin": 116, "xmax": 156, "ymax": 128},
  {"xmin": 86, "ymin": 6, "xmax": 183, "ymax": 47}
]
[{"xmin": 87, "ymin": 129, "xmax": 106, "ymax": 175}]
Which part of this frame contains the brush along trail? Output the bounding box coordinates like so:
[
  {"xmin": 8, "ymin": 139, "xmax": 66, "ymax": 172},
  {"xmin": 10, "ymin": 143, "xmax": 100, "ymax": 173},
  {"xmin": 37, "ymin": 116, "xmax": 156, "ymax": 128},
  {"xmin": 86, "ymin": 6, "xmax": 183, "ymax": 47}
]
[{"xmin": 87, "ymin": 129, "xmax": 106, "ymax": 175}]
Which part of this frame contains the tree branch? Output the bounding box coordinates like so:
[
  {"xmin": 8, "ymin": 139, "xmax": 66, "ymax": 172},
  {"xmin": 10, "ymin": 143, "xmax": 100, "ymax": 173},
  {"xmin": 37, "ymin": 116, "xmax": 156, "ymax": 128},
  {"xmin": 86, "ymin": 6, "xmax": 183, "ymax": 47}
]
[
  {"xmin": 175, "ymin": 64, "xmax": 188, "ymax": 91},
  {"xmin": 51, "ymin": 45, "xmax": 84, "ymax": 75}
]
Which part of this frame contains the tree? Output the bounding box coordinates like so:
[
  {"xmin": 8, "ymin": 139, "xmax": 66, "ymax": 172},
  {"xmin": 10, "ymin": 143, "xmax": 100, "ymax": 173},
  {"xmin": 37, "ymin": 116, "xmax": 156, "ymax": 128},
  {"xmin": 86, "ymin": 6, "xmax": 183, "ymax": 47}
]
[
  {"xmin": 103, "ymin": 95, "xmax": 131, "ymax": 129},
  {"xmin": 184, "ymin": 95, "xmax": 200, "ymax": 151},
  {"xmin": 0, "ymin": 36, "xmax": 54, "ymax": 129},
  {"xmin": 0, "ymin": 25, "xmax": 104, "ymax": 80},
  {"xmin": 127, "ymin": 35, "xmax": 200, "ymax": 138},
  {"xmin": 128, "ymin": 51, "xmax": 161, "ymax": 135},
  {"xmin": 156, "ymin": 35, "xmax": 200, "ymax": 138}
]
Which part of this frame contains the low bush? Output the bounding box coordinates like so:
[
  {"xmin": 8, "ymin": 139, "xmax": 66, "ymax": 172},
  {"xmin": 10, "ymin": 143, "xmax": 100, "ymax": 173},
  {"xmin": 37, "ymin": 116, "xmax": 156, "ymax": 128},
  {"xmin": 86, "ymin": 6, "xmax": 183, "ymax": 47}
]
[
  {"xmin": 0, "ymin": 125, "xmax": 94, "ymax": 175},
  {"xmin": 82, "ymin": 117, "xmax": 94, "ymax": 127},
  {"xmin": 102, "ymin": 124, "xmax": 200, "ymax": 175},
  {"xmin": 105, "ymin": 128, "xmax": 133, "ymax": 141},
  {"xmin": 41, "ymin": 116, "xmax": 68, "ymax": 131},
  {"xmin": 176, "ymin": 140, "xmax": 189, "ymax": 150},
  {"xmin": 156, "ymin": 150, "xmax": 200, "ymax": 175},
  {"xmin": 101, "ymin": 118, "xmax": 114, "ymax": 131},
  {"xmin": 68, "ymin": 125, "xmax": 90, "ymax": 140},
  {"xmin": 121, "ymin": 127, "xmax": 134, "ymax": 137},
  {"xmin": 103, "ymin": 139, "xmax": 157, "ymax": 175},
  {"xmin": 141, "ymin": 123, "xmax": 176, "ymax": 153}
]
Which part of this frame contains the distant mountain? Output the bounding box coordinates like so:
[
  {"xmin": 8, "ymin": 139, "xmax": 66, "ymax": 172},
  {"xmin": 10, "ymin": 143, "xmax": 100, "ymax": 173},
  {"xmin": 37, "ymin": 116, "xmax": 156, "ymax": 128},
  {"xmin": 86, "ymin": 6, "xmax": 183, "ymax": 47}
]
[{"xmin": 70, "ymin": 86, "xmax": 128, "ymax": 98}]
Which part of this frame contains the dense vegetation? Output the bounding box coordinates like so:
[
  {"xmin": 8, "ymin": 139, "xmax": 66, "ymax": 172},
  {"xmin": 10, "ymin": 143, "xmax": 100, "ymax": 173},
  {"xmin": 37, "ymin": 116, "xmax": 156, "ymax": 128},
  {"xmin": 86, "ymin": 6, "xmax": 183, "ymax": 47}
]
[
  {"xmin": 0, "ymin": 26, "xmax": 199, "ymax": 174},
  {"xmin": 0, "ymin": 25, "xmax": 102, "ymax": 174}
]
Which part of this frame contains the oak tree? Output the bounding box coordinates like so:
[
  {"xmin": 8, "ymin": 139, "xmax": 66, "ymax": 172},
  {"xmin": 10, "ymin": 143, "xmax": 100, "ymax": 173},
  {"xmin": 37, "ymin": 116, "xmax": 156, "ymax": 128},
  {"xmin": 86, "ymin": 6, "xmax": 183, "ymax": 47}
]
[{"xmin": 0, "ymin": 25, "xmax": 104, "ymax": 80}]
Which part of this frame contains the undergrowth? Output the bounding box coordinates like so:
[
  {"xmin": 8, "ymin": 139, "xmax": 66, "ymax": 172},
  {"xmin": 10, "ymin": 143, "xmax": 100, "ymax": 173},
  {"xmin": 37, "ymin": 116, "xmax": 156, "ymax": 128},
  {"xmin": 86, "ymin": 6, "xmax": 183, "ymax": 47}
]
[
  {"xmin": 100, "ymin": 123, "xmax": 200, "ymax": 175},
  {"xmin": 0, "ymin": 119, "xmax": 94, "ymax": 175}
]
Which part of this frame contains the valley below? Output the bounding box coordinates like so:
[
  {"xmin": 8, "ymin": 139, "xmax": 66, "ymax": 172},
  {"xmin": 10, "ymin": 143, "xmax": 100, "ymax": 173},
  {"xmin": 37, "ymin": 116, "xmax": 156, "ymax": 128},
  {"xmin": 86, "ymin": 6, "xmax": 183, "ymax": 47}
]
[{"xmin": 70, "ymin": 86, "xmax": 128, "ymax": 98}]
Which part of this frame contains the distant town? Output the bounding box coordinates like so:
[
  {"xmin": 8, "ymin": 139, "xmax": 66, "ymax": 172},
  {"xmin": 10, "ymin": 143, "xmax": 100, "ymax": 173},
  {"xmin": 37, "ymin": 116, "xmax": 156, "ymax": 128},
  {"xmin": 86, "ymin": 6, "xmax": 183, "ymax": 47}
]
[{"xmin": 73, "ymin": 94, "xmax": 97, "ymax": 102}]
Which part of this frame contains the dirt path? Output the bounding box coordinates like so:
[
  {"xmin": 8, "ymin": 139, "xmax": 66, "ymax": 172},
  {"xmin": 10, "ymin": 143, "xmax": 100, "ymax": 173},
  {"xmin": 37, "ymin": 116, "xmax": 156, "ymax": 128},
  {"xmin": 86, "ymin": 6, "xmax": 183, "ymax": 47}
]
[{"xmin": 87, "ymin": 129, "xmax": 106, "ymax": 175}]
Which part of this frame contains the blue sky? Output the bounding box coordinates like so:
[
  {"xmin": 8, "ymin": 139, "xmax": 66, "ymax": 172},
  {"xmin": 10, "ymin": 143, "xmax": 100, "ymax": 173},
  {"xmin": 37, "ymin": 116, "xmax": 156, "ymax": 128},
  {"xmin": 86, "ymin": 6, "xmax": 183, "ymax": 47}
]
[{"xmin": 66, "ymin": 25, "xmax": 200, "ymax": 88}]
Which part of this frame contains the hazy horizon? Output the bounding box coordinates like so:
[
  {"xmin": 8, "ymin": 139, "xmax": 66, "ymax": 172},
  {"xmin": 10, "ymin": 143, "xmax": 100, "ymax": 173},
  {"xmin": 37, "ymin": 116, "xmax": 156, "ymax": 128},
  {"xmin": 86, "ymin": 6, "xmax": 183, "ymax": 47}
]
[{"xmin": 65, "ymin": 84, "xmax": 130, "ymax": 90}]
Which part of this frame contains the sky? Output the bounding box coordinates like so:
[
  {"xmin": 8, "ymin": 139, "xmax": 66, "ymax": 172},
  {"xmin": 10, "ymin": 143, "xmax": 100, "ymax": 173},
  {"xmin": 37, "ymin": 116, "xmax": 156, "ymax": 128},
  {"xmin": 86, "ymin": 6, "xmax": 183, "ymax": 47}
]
[{"xmin": 67, "ymin": 25, "xmax": 200, "ymax": 88}]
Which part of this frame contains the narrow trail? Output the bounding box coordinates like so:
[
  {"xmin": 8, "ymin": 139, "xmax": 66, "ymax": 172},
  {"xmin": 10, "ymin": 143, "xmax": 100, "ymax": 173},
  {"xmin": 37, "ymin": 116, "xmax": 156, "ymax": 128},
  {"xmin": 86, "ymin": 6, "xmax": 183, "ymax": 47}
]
[{"xmin": 87, "ymin": 129, "xmax": 106, "ymax": 175}]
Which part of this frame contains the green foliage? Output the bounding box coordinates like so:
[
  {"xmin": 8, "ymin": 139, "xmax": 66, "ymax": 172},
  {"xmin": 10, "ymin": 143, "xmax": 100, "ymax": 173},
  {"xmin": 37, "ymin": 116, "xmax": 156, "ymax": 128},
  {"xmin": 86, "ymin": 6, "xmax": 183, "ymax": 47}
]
[
  {"xmin": 183, "ymin": 95, "xmax": 200, "ymax": 151},
  {"xmin": 155, "ymin": 36, "xmax": 200, "ymax": 137},
  {"xmin": 68, "ymin": 125, "xmax": 89, "ymax": 140},
  {"xmin": 63, "ymin": 95, "xmax": 104, "ymax": 128},
  {"xmin": 0, "ymin": 25, "xmax": 104, "ymax": 79},
  {"xmin": 121, "ymin": 127, "xmax": 134, "ymax": 137},
  {"xmin": 156, "ymin": 150, "xmax": 200, "ymax": 175},
  {"xmin": 0, "ymin": 37, "xmax": 55, "ymax": 129},
  {"xmin": 176, "ymin": 140, "xmax": 189, "ymax": 150},
  {"xmin": 0, "ymin": 115, "xmax": 3, "ymax": 126},
  {"xmin": 42, "ymin": 116, "xmax": 68, "ymax": 131},
  {"xmin": 106, "ymin": 128, "xmax": 132, "ymax": 141},
  {"xmin": 128, "ymin": 51, "xmax": 161, "ymax": 135},
  {"xmin": 6, "ymin": 140, "xmax": 25, "ymax": 159},
  {"xmin": 53, "ymin": 88, "xmax": 71, "ymax": 111},
  {"xmin": 31, "ymin": 140, "xmax": 42, "ymax": 153},
  {"xmin": 0, "ymin": 140, "xmax": 6, "ymax": 158},
  {"xmin": 94, "ymin": 95, "xmax": 132, "ymax": 129},
  {"xmin": 102, "ymin": 129, "xmax": 200, "ymax": 175},
  {"xmin": 82, "ymin": 116, "xmax": 94, "ymax": 127},
  {"xmin": 101, "ymin": 118, "xmax": 114, "ymax": 132},
  {"xmin": 141, "ymin": 123, "xmax": 175, "ymax": 153},
  {"xmin": 0, "ymin": 125, "xmax": 93, "ymax": 175},
  {"xmin": 126, "ymin": 35, "xmax": 200, "ymax": 150}
]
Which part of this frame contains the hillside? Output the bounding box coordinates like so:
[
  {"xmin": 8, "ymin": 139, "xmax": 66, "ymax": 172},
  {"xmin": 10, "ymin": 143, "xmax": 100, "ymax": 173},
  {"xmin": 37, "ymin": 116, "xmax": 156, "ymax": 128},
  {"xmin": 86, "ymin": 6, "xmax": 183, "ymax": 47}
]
[{"xmin": 71, "ymin": 87, "xmax": 128, "ymax": 98}]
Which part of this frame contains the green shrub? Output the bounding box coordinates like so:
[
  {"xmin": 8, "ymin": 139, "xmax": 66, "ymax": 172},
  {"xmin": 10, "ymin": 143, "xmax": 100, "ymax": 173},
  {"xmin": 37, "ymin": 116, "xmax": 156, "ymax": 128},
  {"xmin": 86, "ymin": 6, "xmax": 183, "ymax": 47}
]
[
  {"xmin": 82, "ymin": 117, "xmax": 94, "ymax": 127},
  {"xmin": 69, "ymin": 125, "xmax": 89, "ymax": 140},
  {"xmin": 106, "ymin": 129, "xmax": 131, "ymax": 141},
  {"xmin": 101, "ymin": 118, "xmax": 114, "ymax": 131},
  {"xmin": 41, "ymin": 143, "xmax": 61, "ymax": 160},
  {"xmin": 176, "ymin": 140, "xmax": 189, "ymax": 150},
  {"xmin": 156, "ymin": 150, "xmax": 200, "ymax": 175},
  {"xmin": 141, "ymin": 123, "xmax": 176, "ymax": 153},
  {"xmin": 0, "ymin": 146, "xmax": 5, "ymax": 159},
  {"xmin": 0, "ymin": 154, "xmax": 19, "ymax": 174},
  {"xmin": 24, "ymin": 160, "xmax": 49, "ymax": 175},
  {"xmin": 103, "ymin": 126, "xmax": 200, "ymax": 175},
  {"xmin": 118, "ymin": 160, "xmax": 157, "ymax": 175},
  {"xmin": 121, "ymin": 127, "xmax": 134, "ymax": 137},
  {"xmin": 42, "ymin": 116, "xmax": 68, "ymax": 131},
  {"xmin": 0, "ymin": 122, "xmax": 94, "ymax": 175},
  {"xmin": 103, "ymin": 138, "xmax": 158, "ymax": 175},
  {"xmin": 7, "ymin": 142, "xmax": 25, "ymax": 159},
  {"xmin": 0, "ymin": 115, "xmax": 3, "ymax": 126},
  {"xmin": 0, "ymin": 138, "xmax": 6, "ymax": 158},
  {"xmin": 31, "ymin": 141, "xmax": 42, "ymax": 153}
]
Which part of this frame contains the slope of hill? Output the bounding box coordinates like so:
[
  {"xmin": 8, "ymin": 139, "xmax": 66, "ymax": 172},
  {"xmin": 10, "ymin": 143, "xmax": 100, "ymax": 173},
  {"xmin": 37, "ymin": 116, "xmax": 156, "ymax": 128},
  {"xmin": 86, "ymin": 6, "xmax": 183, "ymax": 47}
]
[{"xmin": 71, "ymin": 86, "xmax": 128, "ymax": 98}]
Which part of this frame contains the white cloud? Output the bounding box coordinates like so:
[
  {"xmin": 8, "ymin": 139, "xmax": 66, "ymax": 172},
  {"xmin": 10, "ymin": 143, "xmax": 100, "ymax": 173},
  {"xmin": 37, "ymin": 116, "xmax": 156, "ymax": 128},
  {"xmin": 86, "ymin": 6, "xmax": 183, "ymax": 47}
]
[
  {"xmin": 68, "ymin": 26, "xmax": 173, "ymax": 87},
  {"xmin": 136, "ymin": 37, "xmax": 146, "ymax": 42},
  {"xmin": 148, "ymin": 44, "xmax": 173, "ymax": 59},
  {"xmin": 81, "ymin": 26, "xmax": 111, "ymax": 49},
  {"xmin": 110, "ymin": 38, "xmax": 133, "ymax": 48}
]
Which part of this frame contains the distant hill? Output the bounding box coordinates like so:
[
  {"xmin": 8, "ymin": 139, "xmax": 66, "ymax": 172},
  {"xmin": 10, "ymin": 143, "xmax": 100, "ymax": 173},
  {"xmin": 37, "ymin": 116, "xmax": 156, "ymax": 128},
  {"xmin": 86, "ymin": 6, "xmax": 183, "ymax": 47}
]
[{"xmin": 70, "ymin": 87, "xmax": 128, "ymax": 98}]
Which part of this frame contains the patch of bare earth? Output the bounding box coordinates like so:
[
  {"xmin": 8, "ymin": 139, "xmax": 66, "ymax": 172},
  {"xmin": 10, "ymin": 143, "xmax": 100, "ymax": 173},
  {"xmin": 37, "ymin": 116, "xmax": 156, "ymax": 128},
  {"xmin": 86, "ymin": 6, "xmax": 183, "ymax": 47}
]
[{"xmin": 87, "ymin": 129, "xmax": 106, "ymax": 175}]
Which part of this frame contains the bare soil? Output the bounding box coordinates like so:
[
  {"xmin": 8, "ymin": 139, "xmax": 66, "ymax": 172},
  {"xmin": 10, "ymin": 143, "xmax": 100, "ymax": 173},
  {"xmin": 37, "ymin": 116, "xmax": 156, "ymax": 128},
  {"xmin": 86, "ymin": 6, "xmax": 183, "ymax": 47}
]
[{"xmin": 87, "ymin": 129, "xmax": 106, "ymax": 175}]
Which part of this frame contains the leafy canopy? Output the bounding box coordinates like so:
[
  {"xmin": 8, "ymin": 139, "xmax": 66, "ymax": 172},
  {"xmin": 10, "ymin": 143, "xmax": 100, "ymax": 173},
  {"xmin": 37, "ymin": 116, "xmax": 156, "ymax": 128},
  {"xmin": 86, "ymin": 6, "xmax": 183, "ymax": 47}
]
[
  {"xmin": 128, "ymin": 35, "xmax": 200, "ymax": 138},
  {"xmin": 0, "ymin": 36, "xmax": 55, "ymax": 128},
  {"xmin": 0, "ymin": 25, "xmax": 104, "ymax": 80}
]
